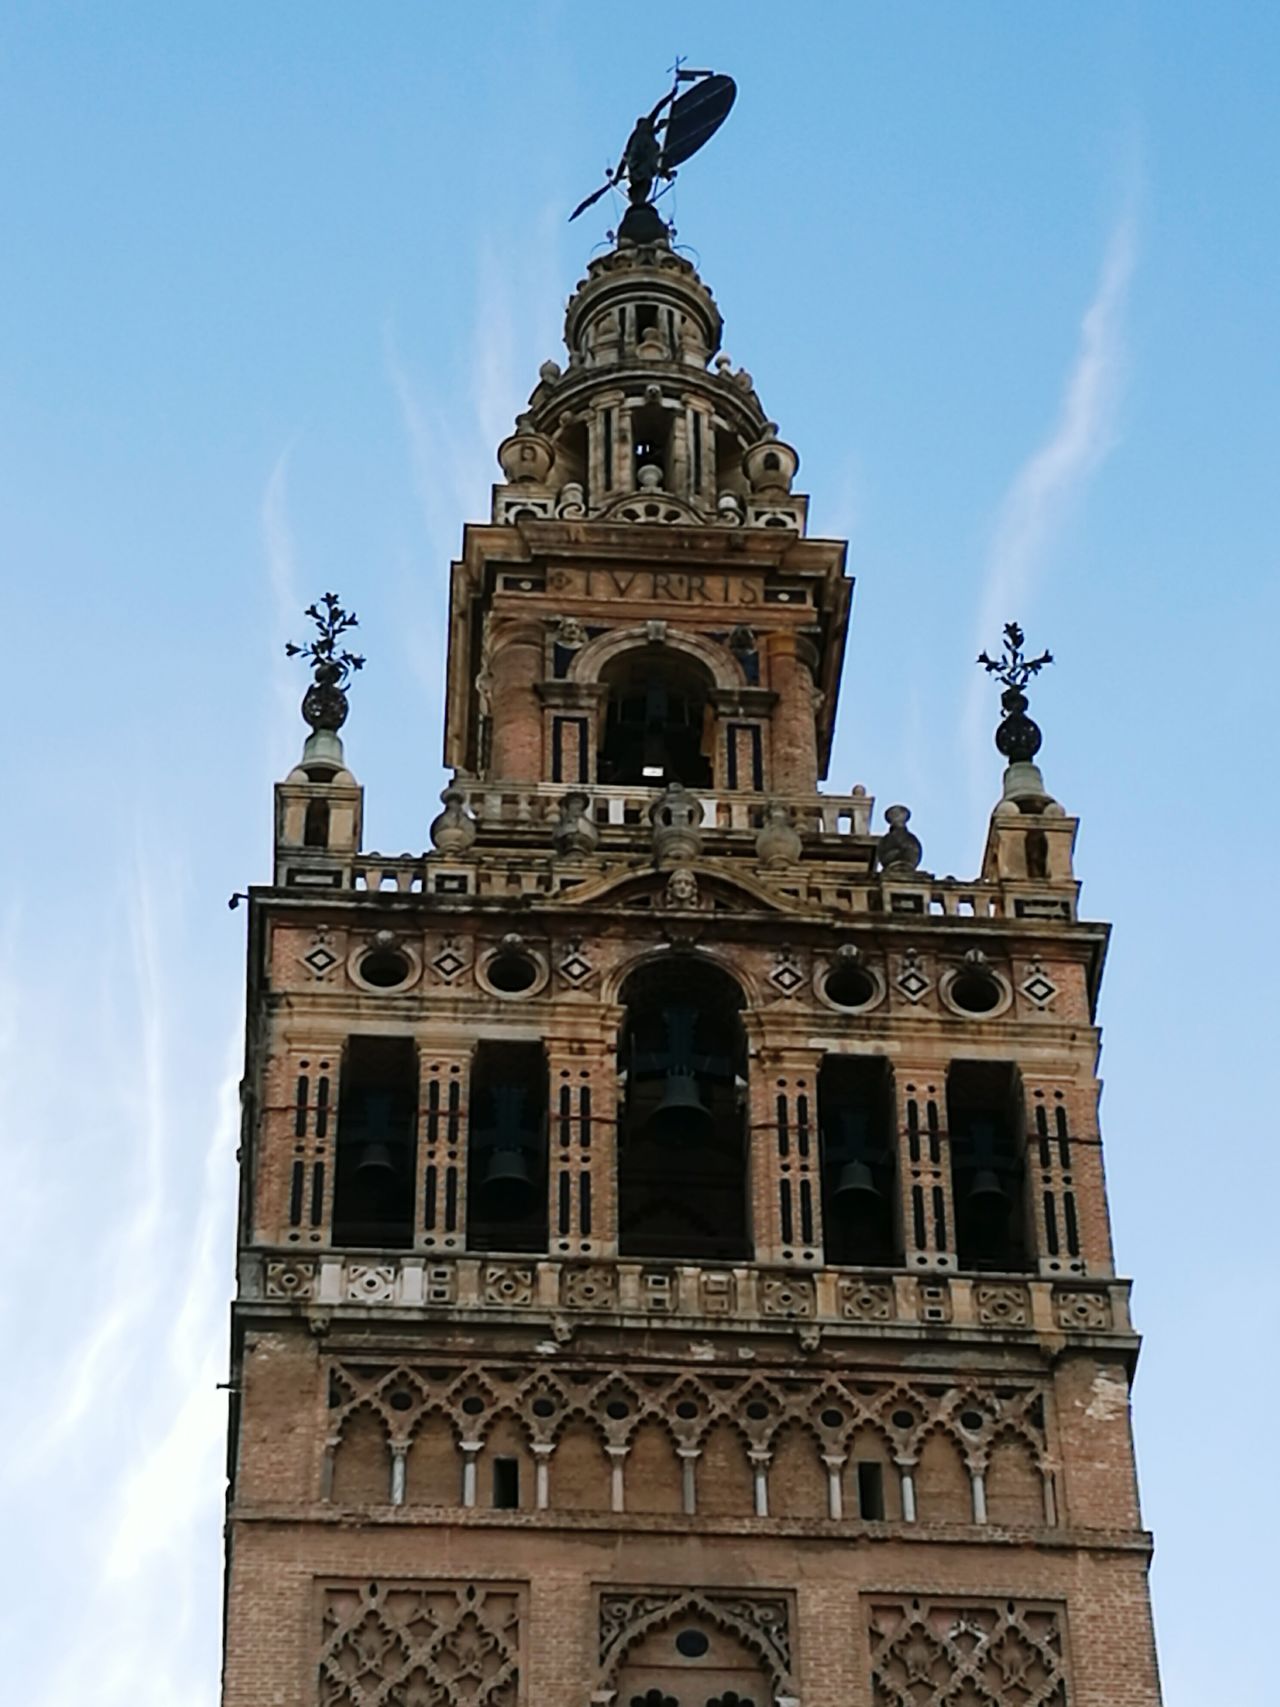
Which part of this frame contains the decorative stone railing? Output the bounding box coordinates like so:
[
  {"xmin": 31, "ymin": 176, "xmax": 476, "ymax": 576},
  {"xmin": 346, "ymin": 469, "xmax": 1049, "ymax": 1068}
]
[
  {"xmin": 243, "ymin": 1251, "xmax": 1132, "ymax": 1341},
  {"xmin": 464, "ymin": 782, "xmax": 876, "ymax": 841}
]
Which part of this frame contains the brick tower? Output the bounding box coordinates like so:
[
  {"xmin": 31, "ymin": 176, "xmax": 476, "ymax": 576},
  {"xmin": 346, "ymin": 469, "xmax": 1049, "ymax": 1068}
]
[{"xmin": 222, "ymin": 233, "xmax": 1164, "ymax": 1707}]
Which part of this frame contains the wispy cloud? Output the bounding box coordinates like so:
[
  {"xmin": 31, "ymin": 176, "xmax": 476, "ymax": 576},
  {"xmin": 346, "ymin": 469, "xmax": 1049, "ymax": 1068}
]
[
  {"xmin": 965, "ymin": 206, "xmax": 1137, "ymax": 794},
  {"xmin": 0, "ymin": 832, "xmax": 235, "ymax": 1707}
]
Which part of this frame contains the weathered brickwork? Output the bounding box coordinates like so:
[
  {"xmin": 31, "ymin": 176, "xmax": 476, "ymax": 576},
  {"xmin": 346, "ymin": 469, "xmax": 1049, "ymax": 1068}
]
[{"xmin": 223, "ymin": 233, "xmax": 1162, "ymax": 1706}]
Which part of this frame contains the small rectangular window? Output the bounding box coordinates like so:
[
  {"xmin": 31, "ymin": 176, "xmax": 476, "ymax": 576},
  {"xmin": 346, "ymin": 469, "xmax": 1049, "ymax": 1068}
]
[
  {"xmin": 493, "ymin": 1458, "xmax": 520, "ymax": 1509},
  {"xmin": 856, "ymin": 1460, "xmax": 885, "ymax": 1520}
]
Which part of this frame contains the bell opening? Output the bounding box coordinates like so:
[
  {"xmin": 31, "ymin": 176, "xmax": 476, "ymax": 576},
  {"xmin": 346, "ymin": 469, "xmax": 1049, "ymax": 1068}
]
[{"xmin": 618, "ymin": 956, "xmax": 749, "ymax": 1262}]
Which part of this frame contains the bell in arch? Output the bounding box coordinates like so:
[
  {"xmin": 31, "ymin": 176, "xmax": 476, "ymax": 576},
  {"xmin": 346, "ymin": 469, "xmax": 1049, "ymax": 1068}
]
[
  {"xmin": 963, "ymin": 1118, "xmax": 1010, "ymax": 1213},
  {"xmin": 831, "ymin": 1155, "xmax": 882, "ymax": 1208},
  {"xmin": 640, "ymin": 1067, "xmax": 712, "ymax": 1145},
  {"xmin": 474, "ymin": 1086, "xmax": 539, "ymax": 1219},
  {"xmin": 347, "ymin": 1090, "xmax": 404, "ymax": 1184}
]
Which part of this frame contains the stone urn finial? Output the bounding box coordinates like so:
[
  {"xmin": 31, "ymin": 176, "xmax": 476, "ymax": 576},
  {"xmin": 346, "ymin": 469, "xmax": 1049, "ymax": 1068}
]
[
  {"xmin": 429, "ymin": 777, "xmax": 477, "ymax": 854},
  {"xmin": 756, "ymin": 800, "xmax": 802, "ymax": 867},
  {"xmin": 877, "ymin": 805, "xmax": 923, "ymax": 873},
  {"xmin": 553, "ymin": 791, "xmax": 599, "ymax": 857},
  {"xmin": 650, "ymin": 781, "xmax": 704, "ymax": 867}
]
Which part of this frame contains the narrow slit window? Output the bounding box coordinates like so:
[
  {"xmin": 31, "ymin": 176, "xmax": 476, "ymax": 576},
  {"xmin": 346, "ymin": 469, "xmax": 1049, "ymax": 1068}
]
[
  {"xmin": 856, "ymin": 1460, "xmax": 885, "ymax": 1520},
  {"xmin": 492, "ymin": 1458, "xmax": 520, "ymax": 1510}
]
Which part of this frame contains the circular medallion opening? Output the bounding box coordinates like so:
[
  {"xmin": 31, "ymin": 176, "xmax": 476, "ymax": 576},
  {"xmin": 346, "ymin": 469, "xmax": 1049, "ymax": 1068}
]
[
  {"xmin": 605, "ymin": 1399, "xmax": 630, "ymax": 1420},
  {"xmin": 891, "ymin": 1408, "xmax": 916, "ymax": 1431},
  {"xmin": 822, "ymin": 962, "xmax": 876, "ymax": 1010},
  {"xmin": 949, "ymin": 969, "xmax": 1002, "ymax": 1014},
  {"xmin": 359, "ymin": 946, "xmax": 412, "ymax": 989},
  {"xmin": 675, "ymin": 1630, "xmax": 710, "ymax": 1659},
  {"xmin": 389, "ymin": 1390, "xmax": 413, "ymax": 1412},
  {"xmin": 745, "ymin": 1401, "xmax": 769, "ymax": 1421},
  {"xmin": 461, "ymin": 1396, "xmax": 485, "ymax": 1416},
  {"xmin": 959, "ymin": 1409, "xmax": 985, "ymax": 1432},
  {"xmin": 675, "ymin": 1400, "xmax": 699, "ymax": 1420},
  {"xmin": 486, "ymin": 949, "xmax": 539, "ymax": 995},
  {"xmin": 531, "ymin": 1398, "xmax": 557, "ymax": 1418},
  {"xmin": 820, "ymin": 1408, "xmax": 845, "ymax": 1428}
]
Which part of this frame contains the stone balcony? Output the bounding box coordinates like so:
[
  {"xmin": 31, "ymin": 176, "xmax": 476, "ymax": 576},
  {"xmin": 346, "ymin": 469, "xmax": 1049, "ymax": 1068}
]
[{"xmin": 240, "ymin": 1248, "xmax": 1133, "ymax": 1349}]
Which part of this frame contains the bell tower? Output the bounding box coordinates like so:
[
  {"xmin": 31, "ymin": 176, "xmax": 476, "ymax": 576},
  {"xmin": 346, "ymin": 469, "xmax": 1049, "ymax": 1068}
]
[{"xmin": 222, "ymin": 223, "xmax": 1163, "ymax": 1705}]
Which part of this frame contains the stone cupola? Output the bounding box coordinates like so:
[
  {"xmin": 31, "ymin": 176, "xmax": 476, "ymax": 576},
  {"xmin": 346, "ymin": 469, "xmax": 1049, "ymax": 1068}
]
[{"xmin": 493, "ymin": 239, "xmax": 807, "ymax": 533}]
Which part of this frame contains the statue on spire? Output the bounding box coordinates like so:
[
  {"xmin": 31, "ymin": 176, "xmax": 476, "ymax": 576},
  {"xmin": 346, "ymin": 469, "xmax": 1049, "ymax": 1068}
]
[{"xmin": 568, "ymin": 67, "xmax": 736, "ymax": 244}]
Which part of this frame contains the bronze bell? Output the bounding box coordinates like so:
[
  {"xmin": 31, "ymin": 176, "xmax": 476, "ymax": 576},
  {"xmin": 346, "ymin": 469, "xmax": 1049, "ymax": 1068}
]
[
  {"xmin": 641, "ymin": 1070, "xmax": 712, "ymax": 1144},
  {"xmin": 831, "ymin": 1156, "xmax": 881, "ymax": 1206},
  {"xmin": 351, "ymin": 1137, "xmax": 399, "ymax": 1183},
  {"xmin": 476, "ymin": 1146, "xmax": 536, "ymax": 1218},
  {"xmin": 966, "ymin": 1166, "xmax": 1008, "ymax": 1209}
]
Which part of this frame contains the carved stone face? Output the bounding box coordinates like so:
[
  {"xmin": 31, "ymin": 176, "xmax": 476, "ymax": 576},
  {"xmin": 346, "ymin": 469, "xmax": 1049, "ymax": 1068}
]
[{"xmin": 665, "ymin": 868, "xmax": 699, "ymax": 907}]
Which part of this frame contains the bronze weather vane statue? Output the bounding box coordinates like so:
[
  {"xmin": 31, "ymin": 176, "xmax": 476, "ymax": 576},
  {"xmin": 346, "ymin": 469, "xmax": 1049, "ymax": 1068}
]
[{"xmin": 569, "ymin": 62, "xmax": 737, "ymax": 244}]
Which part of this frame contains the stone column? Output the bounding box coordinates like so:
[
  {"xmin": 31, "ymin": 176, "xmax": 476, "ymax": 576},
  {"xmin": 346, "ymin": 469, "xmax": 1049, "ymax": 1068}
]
[
  {"xmin": 488, "ymin": 621, "xmax": 545, "ymax": 781},
  {"xmin": 761, "ymin": 631, "xmax": 819, "ymax": 793}
]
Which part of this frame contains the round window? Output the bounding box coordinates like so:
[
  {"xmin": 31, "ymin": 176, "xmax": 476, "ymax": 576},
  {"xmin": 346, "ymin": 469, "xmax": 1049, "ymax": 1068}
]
[
  {"xmin": 359, "ymin": 946, "xmax": 413, "ymax": 989},
  {"xmin": 948, "ymin": 969, "xmax": 1002, "ymax": 1014},
  {"xmin": 675, "ymin": 1630, "xmax": 710, "ymax": 1659},
  {"xmin": 485, "ymin": 948, "xmax": 540, "ymax": 996},
  {"xmin": 822, "ymin": 961, "xmax": 877, "ymax": 1010}
]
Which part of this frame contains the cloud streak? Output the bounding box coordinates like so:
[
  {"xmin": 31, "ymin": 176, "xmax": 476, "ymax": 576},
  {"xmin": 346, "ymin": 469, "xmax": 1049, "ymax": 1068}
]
[{"xmin": 965, "ymin": 208, "xmax": 1137, "ymax": 792}]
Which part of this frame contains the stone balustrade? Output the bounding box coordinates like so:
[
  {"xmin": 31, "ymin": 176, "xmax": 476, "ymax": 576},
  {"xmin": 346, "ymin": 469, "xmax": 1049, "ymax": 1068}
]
[{"xmin": 464, "ymin": 781, "xmax": 876, "ymax": 841}]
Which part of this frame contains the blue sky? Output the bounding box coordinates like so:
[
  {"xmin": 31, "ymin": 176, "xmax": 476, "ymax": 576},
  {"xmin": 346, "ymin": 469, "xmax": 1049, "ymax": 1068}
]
[{"xmin": 1, "ymin": 4, "xmax": 1277, "ymax": 1702}]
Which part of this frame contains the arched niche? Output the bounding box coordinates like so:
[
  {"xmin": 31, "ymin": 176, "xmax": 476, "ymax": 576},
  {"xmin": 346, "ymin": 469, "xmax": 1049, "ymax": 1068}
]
[
  {"xmin": 607, "ymin": 1594, "xmax": 786, "ymax": 1707},
  {"xmin": 617, "ymin": 955, "xmax": 750, "ymax": 1262},
  {"xmin": 595, "ymin": 645, "xmax": 716, "ymax": 788}
]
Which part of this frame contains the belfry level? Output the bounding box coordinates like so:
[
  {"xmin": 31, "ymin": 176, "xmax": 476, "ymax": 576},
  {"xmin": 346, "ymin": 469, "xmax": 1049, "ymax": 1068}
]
[{"xmin": 222, "ymin": 236, "xmax": 1163, "ymax": 1707}]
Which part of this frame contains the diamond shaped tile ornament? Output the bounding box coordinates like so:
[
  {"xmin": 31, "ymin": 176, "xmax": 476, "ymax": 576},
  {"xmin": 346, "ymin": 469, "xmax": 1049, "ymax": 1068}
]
[
  {"xmin": 770, "ymin": 950, "xmax": 804, "ymax": 997},
  {"xmin": 896, "ymin": 947, "xmax": 932, "ymax": 1004},
  {"xmin": 302, "ymin": 932, "xmax": 339, "ymax": 979},
  {"xmin": 1021, "ymin": 959, "xmax": 1058, "ymax": 1009},
  {"xmin": 431, "ymin": 937, "xmax": 467, "ymax": 983},
  {"xmin": 559, "ymin": 940, "xmax": 594, "ymax": 987}
]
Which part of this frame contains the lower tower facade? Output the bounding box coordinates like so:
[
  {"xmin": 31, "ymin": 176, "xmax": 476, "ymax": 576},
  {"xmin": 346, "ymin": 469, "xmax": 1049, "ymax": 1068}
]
[{"xmin": 222, "ymin": 240, "xmax": 1163, "ymax": 1707}]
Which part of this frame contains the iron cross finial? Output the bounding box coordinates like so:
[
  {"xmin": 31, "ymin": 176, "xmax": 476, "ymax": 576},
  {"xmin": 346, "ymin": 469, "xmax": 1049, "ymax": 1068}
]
[
  {"xmin": 285, "ymin": 591, "xmax": 365, "ymax": 689},
  {"xmin": 977, "ymin": 622, "xmax": 1053, "ymax": 693}
]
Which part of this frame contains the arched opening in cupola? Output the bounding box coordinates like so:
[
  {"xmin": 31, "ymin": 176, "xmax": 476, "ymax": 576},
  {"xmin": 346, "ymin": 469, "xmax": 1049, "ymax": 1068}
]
[
  {"xmin": 598, "ymin": 649, "xmax": 714, "ymax": 788},
  {"xmin": 617, "ymin": 957, "xmax": 749, "ymax": 1261}
]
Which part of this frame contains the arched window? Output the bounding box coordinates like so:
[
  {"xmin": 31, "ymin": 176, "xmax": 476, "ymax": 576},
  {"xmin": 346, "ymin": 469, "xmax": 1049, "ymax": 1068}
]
[
  {"xmin": 598, "ymin": 650, "xmax": 713, "ymax": 787},
  {"xmin": 617, "ymin": 957, "xmax": 749, "ymax": 1261}
]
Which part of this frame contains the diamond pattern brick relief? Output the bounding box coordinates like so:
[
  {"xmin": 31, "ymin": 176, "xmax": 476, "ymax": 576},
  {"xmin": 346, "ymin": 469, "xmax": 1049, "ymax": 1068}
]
[
  {"xmin": 319, "ymin": 1581, "xmax": 520, "ymax": 1707},
  {"xmin": 483, "ymin": 1263, "xmax": 535, "ymax": 1307},
  {"xmin": 1021, "ymin": 959, "xmax": 1058, "ymax": 1009},
  {"xmin": 867, "ymin": 1597, "xmax": 1068, "ymax": 1707},
  {"xmin": 895, "ymin": 948, "xmax": 931, "ymax": 1004}
]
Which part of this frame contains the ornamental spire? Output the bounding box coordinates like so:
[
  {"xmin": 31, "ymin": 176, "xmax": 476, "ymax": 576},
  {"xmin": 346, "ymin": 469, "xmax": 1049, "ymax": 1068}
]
[
  {"xmin": 286, "ymin": 592, "xmax": 364, "ymax": 773},
  {"xmin": 977, "ymin": 622, "xmax": 1058, "ymax": 810}
]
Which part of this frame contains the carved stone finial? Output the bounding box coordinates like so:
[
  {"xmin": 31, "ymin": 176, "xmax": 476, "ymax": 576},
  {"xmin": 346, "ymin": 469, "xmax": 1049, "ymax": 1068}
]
[
  {"xmin": 877, "ymin": 805, "xmax": 923, "ymax": 873},
  {"xmin": 429, "ymin": 778, "xmax": 477, "ymax": 854},
  {"xmin": 650, "ymin": 781, "xmax": 704, "ymax": 866},
  {"xmin": 286, "ymin": 593, "xmax": 364, "ymax": 736},
  {"xmin": 553, "ymin": 790, "xmax": 599, "ymax": 857},
  {"xmin": 756, "ymin": 801, "xmax": 802, "ymax": 867}
]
